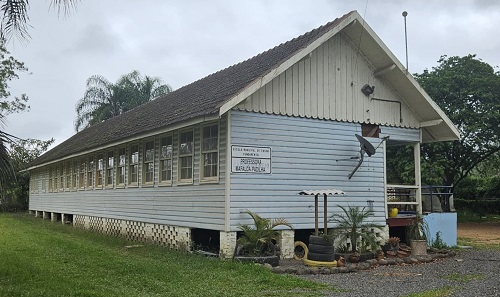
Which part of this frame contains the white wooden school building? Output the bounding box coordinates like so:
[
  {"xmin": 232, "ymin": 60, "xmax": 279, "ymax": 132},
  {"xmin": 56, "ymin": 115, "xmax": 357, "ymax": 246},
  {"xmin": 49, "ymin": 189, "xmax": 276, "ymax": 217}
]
[{"xmin": 27, "ymin": 11, "xmax": 459, "ymax": 258}]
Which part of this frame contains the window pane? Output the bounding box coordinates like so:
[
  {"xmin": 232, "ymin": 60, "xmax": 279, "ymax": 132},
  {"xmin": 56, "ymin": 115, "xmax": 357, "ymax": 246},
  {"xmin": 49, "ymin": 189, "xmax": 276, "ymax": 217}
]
[
  {"xmin": 180, "ymin": 131, "xmax": 193, "ymax": 155},
  {"xmin": 160, "ymin": 159, "xmax": 172, "ymax": 182},
  {"xmin": 119, "ymin": 149, "xmax": 126, "ymax": 166},
  {"xmin": 108, "ymin": 152, "xmax": 114, "ymax": 168},
  {"xmin": 180, "ymin": 156, "xmax": 192, "ymax": 179},
  {"xmin": 130, "ymin": 164, "xmax": 138, "ymax": 183},
  {"xmin": 161, "ymin": 136, "xmax": 173, "ymax": 158},
  {"xmin": 145, "ymin": 141, "xmax": 154, "ymax": 162},
  {"xmin": 130, "ymin": 145, "xmax": 139, "ymax": 164},
  {"xmin": 118, "ymin": 167, "xmax": 125, "ymax": 184},
  {"xmin": 203, "ymin": 125, "xmax": 218, "ymax": 151}
]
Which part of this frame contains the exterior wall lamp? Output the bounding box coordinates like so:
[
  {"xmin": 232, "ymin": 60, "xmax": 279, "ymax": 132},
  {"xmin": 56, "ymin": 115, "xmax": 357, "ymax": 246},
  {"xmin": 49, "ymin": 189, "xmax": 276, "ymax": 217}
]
[{"xmin": 361, "ymin": 84, "xmax": 375, "ymax": 96}]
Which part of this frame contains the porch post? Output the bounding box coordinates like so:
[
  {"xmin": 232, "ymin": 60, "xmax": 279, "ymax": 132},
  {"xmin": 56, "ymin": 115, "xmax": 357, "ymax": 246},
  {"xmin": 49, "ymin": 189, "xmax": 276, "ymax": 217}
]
[{"xmin": 414, "ymin": 142, "xmax": 422, "ymax": 214}]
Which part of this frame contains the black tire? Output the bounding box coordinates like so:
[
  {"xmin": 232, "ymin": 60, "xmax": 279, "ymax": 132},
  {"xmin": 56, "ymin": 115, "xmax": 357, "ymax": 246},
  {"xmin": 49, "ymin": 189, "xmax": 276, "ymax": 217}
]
[
  {"xmin": 308, "ymin": 244, "xmax": 335, "ymax": 254},
  {"xmin": 307, "ymin": 251, "xmax": 336, "ymax": 262},
  {"xmin": 309, "ymin": 235, "xmax": 333, "ymax": 246}
]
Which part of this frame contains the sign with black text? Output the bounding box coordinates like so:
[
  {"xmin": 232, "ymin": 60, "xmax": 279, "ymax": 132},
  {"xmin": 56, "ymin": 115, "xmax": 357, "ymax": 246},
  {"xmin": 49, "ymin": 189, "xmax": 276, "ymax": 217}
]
[{"xmin": 231, "ymin": 145, "xmax": 271, "ymax": 174}]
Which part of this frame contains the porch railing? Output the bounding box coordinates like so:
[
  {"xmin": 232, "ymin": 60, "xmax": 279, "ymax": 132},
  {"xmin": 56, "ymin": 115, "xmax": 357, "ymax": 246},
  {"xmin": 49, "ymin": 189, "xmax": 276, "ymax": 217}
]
[{"xmin": 386, "ymin": 184, "xmax": 419, "ymax": 213}]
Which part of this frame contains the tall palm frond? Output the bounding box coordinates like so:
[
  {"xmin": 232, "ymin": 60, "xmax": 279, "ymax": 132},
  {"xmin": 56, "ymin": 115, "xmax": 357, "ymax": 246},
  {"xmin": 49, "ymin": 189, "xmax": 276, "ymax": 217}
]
[
  {"xmin": 1, "ymin": 0, "xmax": 77, "ymax": 43},
  {"xmin": 0, "ymin": 115, "xmax": 14, "ymax": 186}
]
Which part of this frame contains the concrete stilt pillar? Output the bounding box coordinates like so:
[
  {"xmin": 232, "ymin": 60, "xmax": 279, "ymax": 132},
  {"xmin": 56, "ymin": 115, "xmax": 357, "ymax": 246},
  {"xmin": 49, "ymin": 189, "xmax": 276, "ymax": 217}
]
[{"xmin": 219, "ymin": 231, "xmax": 237, "ymax": 259}]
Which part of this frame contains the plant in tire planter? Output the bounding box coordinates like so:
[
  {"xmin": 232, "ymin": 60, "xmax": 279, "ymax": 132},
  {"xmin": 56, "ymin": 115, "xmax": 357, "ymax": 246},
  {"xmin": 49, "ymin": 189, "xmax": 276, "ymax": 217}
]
[
  {"xmin": 329, "ymin": 205, "xmax": 383, "ymax": 262},
  {"xmin": 235, "ymin": 210, "xmax": 293, "ymax": 267},
  {"xmin": 307, "ymin": 232, "xmax": 335, "ymax": 262}
]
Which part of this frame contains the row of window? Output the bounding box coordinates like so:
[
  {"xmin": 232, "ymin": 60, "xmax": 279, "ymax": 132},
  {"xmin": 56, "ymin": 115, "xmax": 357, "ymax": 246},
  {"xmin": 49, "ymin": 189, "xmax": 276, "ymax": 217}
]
[{"xmin": 30, "ymin": 124, "xmax": 219, "ymax": 193}]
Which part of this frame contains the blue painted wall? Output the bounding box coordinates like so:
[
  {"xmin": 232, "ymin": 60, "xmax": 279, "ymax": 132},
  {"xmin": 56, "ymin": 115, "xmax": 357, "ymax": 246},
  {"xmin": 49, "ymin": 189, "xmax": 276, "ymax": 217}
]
[
  {"xmin": 424, "ymin": 213, "xmax": 457, "ymax": 246},
  {"xmin": 229, "ymin": 110, "xmax": 386, "ymax": 231}
]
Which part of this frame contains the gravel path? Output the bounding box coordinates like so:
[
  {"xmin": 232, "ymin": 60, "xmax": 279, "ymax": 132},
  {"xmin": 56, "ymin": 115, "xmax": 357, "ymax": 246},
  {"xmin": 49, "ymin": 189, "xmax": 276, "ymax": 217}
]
[{"xmin": 297, "ymin": 249, "xmax": 500, "ymax": 297}]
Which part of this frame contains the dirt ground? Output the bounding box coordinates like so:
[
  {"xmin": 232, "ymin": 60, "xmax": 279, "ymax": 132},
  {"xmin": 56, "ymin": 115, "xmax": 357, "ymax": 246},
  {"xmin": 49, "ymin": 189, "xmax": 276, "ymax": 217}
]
[{"xmin": 457, "ymin": 221, "xmax": 500, "ymax": 244}]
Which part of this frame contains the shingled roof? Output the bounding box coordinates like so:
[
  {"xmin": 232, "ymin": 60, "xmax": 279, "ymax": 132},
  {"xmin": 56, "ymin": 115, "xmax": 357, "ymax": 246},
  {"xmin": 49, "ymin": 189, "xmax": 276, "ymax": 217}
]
[{"xmin": 29, "ymin": 11, "xmax": 355, "ymax": 168}]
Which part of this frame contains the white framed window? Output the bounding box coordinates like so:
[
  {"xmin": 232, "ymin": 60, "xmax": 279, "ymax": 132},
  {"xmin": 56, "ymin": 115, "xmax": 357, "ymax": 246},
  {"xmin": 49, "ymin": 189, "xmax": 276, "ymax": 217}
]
[
  {"xmin": 41, "ymin": 169, "xmax": 46, "ymax": 193},
  {"xmin": 106, "ymin": 151, "xmax": 114, "ymax": 188},
  {"xmin": 143, "ymin": 140, "xmax": 155, "ymax": 185},
  {"xmin": 72, "ymin": 160, "xmax": 78, "ymax": 191},
  {"xmin": 200, "ymin": 124, "xmax": 219, "ymax": 182},
  {"xmin": 159, "ymin": 135, "xmax": 173, "ymax": 185},
  {"xmin": 178, "ymin": 130, "xmax": 194, "ymax": 183},
  {"xmin": 48, "ymin": 167, "xmax": 53, "ymax": 192},
  {"xmin": 65, "ymin": 161, "xmax": 71, "ymax": 191},
  {"xmin": 117, "ymin": 147, "xmax": 126, "ymax": 187},
  {"xmin": 96, "ymin": 153, "xmax": 104, "ymax": 189},
  {"xmin": 59, "ymin": 164, "xmax": 64, "ymax": 192},
  {"xmin": 129, "ymin": 144, "xmax": 139, "ymax": 186},
  {"xmin": 79, "ymin": 159, "xmax": 86, "ymax": 190},
  {"xmin": 87, "ymin": 156, "xmax": 94, "ymax": 189},
  {"xmin": 30, "ymin": 171, "xmax": 36, "ymax": 194}
]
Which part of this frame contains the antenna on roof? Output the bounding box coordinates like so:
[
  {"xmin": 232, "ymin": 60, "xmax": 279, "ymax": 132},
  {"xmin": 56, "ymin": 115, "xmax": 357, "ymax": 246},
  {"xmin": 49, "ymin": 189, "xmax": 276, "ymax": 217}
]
[
  {"xmin": 402, "ymin": 11, "xmax": 409, "ymax": 73},
  {"xmin": 348, "ymin": 134, "xmax": 389, "ymax": 179}
]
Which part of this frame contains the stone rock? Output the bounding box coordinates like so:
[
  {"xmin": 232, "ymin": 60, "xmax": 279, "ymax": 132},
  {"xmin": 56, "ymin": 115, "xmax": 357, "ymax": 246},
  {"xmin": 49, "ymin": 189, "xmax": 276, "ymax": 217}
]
[
  {"xmin": 366, "ymin": 259, "xmax": 378, "ymax": 265},
  {"xmin": 296, "ymin": 268, "xmax": 308, "ymax": 275},
  {"xmin": 358, "ymin": 263, "xmax": 371, "ymax": 270},
  {"xmin": 348, "ymin": 266, "xmax": 358, "ymax": 273},
  {"xmin": 338, "ymin": 267, "xmax": 349, "ymax": 273},
  {"xmin": 329, "ymin": 267, "xmax": 339, "ymax": 274},
  {"xmin": 403, "ymin": 257, "xmax": 414, "ymax": 264},
  {"xmin": 378, "ymin": 259, "xmax": 388, "ymax": 265},
  {"xmin": 386, "ymin": 259, "xmax": 397, "ymax": 265}
]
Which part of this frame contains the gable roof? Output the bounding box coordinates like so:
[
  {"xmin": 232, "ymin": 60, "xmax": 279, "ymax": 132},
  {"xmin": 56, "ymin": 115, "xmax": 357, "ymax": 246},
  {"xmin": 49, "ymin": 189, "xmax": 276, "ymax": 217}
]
[{"xmin": 29, "ymin": 11, "xmax": 459, "ymax": 169}]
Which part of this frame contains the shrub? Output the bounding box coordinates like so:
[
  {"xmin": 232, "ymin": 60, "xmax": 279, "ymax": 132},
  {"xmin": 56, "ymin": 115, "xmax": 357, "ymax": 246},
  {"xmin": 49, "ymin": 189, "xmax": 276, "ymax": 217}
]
[
  {"xmin": 455, "ymin": 176, "xmax": 500, "ymax": 200},
  {"xmin": 454, "ymin": 199, "xmax": 500, "ymax": 215}
]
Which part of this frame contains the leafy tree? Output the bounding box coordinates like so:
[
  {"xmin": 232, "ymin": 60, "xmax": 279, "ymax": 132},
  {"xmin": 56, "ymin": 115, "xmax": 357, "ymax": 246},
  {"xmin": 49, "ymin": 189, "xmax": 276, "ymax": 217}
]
[
  {"xmin": 74, "ymin": 70, "xmax": 172, "ymax": 131},
  {"xmin": 415, "ymin": 55, "xmax": 500, "ymax": 188},
  {"xmin": 0, "ymin": 42, "xmax": 28, "ymax": 184},
  {"xmin": 1, "ymin": 138, "xmax": 53, "ymax": 211},
  {"xmin": 0, "ymin": 0, "xmax": 76, "ymax": 43}
]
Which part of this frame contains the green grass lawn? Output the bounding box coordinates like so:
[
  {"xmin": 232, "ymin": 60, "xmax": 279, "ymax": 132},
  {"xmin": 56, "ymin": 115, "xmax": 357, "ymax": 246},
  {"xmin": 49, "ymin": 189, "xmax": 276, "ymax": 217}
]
[{"xmin": 0, "ymin": 213, "xmax": 331, "ymax": 297}]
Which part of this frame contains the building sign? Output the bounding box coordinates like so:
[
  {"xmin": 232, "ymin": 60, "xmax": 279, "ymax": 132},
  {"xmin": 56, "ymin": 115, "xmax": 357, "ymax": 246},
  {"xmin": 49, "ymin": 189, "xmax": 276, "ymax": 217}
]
[{"xmin": 231, "ymin": 145, "xmax": 271, "ymax": 174}]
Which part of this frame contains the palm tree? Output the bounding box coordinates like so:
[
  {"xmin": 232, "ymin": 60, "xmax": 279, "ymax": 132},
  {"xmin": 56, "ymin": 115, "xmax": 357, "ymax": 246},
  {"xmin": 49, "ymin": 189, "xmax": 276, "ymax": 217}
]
[
  {"xmin": 329, "ymin": 205, "xmax": 382, "ymax": 254},
  {"xmin": 236, "ymin": 210, "xmax": 293, "ymax": 256},
  {"xmin": 74, "ymin": 71, "xmax": 172, "ymax": 132}
]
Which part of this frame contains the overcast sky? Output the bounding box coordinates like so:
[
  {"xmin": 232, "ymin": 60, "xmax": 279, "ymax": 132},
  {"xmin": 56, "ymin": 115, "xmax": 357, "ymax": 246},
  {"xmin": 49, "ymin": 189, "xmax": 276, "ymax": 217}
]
[{"xmin": 5, "ymin": 0, "xmax": 500, "ymax": 149}]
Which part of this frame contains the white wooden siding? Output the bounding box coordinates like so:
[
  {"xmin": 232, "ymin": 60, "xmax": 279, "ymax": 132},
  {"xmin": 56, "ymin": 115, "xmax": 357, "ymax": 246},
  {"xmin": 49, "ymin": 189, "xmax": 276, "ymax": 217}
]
[
  {"xmin": 29, "ymin": 117, "xmax": 228, "ymax": 231},
  {"xmin": 236, "ymin": 34, "xmax": 420, "ymax": 128},
  {"xmin": 229, "ymin": 110, "xmax": 387, "ymax": 231}
]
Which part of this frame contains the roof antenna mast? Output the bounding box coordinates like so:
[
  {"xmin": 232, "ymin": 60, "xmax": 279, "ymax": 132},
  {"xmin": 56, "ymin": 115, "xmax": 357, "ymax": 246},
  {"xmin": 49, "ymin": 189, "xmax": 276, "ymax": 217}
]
[{"xmin": 402, "ymin": 11, "xmax": 409, "ymax": 73}]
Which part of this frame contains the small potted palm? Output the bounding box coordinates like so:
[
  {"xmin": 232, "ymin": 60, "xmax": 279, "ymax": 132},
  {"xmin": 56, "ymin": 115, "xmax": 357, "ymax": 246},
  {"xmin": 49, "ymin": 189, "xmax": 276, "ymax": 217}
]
[
  {"xmin": 406, "ymin": 213, "xmax": 429, "ymax": 255},
  {"xmin": 329, "ymin": 205, "xmax": 383, "ymax": 262},
  {"xmin": 234, "ymin": 210, "xmax": 293, "ymax": 267}
]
